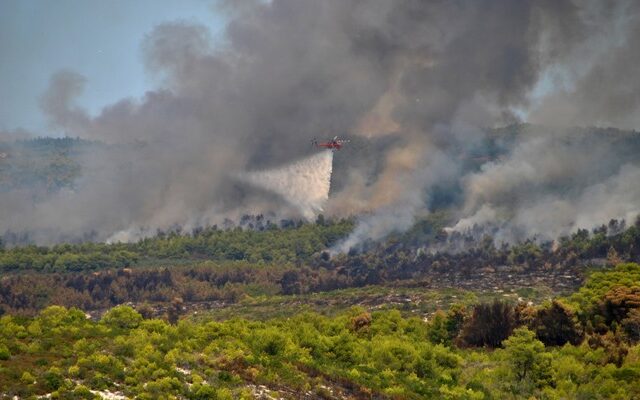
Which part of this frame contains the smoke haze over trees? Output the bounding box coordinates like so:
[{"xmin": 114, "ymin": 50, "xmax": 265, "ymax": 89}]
[{"xmin": 2, "ymin": 0, "xmax": 640, "ymax": 246}]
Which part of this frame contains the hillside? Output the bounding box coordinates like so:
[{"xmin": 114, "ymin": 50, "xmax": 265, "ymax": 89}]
[
  {"xmin": 3, "ymin": 124, "xmax": 640, "ymax": 246},
  {"xmin": 1, "ymin": 264, "xmax": 639, "ymax": 399},
  {"xmin": 0, "ymin": 137, "xmax": 97, "ymax": 192},
  {"xmin": 2, "ymin": 129, "xmax": 640, "ymax": 399}
]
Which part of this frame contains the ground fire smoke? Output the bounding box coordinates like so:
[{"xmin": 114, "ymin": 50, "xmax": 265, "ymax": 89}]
[
  {"xmin": 239, "ymin": 150, "xmax": 333, "ymax": 220},
  {"xmin": 2, "ymin": 0, "xmax": 640, "ymax": 247}
]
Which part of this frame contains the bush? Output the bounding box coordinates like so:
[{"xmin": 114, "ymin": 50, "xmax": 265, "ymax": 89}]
[
  {"xmin": 189, "ymin": 384, "xmax": 218, "ymax": 400},
  {"xmin": 101, "ymin": 305, "xmax": 143, "ymax": 329},
  {"xmin": 503, "ymin": 328, "xmax": 553, "ymax": 390},
  {"xmin": 0, "ymin": 343, "xmax": 10, "ymax": 360},
  {"xmin": 21, "ymin": 371, "xmax": 35, "ymax": 384},
  {"xmin": 43, "ymin": 367, "xmax": 64, "ymax": 390},
  {"xmin": 255, "ymin": 328, "xmax": 288, "ymax": 356}
]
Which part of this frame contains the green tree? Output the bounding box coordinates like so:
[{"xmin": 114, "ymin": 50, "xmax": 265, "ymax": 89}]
[
  {"xmin": 101, "ymin": 305, "xmax": 143, "ymax": 329},
  {"xmin": 502, "ymin": 327, "xmax": 552, "ymax": 391},
  {"xmin": 427, "ymin": 311, "xmax": 450, "ymax": 345},
  {"xmin": 188, "ymin": 384, "xmax": 220, "ymax": 400},
  {"xmin": 43, "ymin": 367, "xmax": 64, "ymax": 390},
  {"xmin": 0, "ymin": 343, "xmax": 10, "ymax": 360}
]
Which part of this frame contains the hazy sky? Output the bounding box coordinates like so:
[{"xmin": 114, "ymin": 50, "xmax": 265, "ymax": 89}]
[{"xmin": 0, "ymin": 0, "xmax": 223, "ymax": 136}]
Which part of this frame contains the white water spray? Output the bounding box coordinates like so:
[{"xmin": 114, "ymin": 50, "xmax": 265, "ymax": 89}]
[{"xmin": 240, "ymin": 150, "xmax": 334, "ymax": 220}]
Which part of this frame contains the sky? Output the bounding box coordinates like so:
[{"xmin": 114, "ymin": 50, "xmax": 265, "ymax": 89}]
[{"xmin": 0, "ymin": 0, "xmax": 224, "ymax": 136}]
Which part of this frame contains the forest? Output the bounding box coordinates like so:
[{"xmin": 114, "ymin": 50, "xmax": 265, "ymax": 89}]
[
  {"xmin": 0, "ymin": 263, "xmax": 639, "ymax": 399},
  {"xmin": 5, "ymin": 0, "xmax": 640, "ymax": 395},
  {"xmin": 1, "ymin": 215, "xmax": 638, "ymax": 317},
  {"xmin": 0, "ymin": 217, "xmax": 640, "ymax": 399},
  {"xmin": 2, "ymin": 140, "xmax": 640, "ymax": 398}
]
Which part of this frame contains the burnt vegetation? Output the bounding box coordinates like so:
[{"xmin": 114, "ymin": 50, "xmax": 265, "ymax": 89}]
[{"xmin": 1, "ymin": 214, "xmax": 639, "ymax": 317}]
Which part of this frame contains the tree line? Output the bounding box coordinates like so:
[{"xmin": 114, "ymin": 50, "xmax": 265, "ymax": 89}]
[
  {"xmin": 3, "ymin": 217, "xmax": 640, "ymax": 316},
  {"xmin": 0, "ymin": 217, "xmax": 354, "ymax": 272}
]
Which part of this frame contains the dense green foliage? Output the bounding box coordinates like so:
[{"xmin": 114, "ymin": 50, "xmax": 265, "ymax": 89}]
[
  {"xmin": 3, "ymin": 210, "xmax": 640, "ymax": 277},
  {"xmin": 568, "ymin": 263, "xmax": 640, "ymax": 316},
  {"xmin": 1, "ymin": 265, "xmax": 640, "ymax": 399},
  {"xmin": 0, "ymin": 306, "xmax": 638, "ymax": 399},
  {"xmin": 0, "ymin": 218, "xmax": 354, "ymax": 273}
]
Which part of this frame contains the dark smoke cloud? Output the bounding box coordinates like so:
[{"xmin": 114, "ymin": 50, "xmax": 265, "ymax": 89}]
[
  {"xmin": 2, "ymin": 0, "xmax": 640, "ymax": 246},
  {"xmin": 530, "ymin": 2, "xmax": 640, "ymax": 129}
]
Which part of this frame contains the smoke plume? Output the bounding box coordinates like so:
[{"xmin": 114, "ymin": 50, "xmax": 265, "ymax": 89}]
[{"xmin": 2, "ymin": 0, "xmax": 640, "ymax": 248}]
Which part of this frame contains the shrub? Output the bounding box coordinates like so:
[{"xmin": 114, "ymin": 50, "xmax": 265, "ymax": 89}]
[
  {"xmin": 101, "ymin": 305, "xmax": 143, "ymax": 329},
  {"xmin": 0, "ymin": 343, "xmax": 10, "ymax": 360}
]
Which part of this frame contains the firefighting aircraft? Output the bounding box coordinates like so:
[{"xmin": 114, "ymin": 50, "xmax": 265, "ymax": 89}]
[{"xmin": 312, "ymin": 136, "xmax": 350, "ymax": 151}]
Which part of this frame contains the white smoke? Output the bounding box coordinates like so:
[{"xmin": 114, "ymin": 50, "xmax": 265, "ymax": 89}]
[
  {"xmin": 446, "ymin": 204, "xmax": 499, "ymax": 233},
  {"xmin": 106, "ymin": 227, "xmax": 151, "ymax": 244},
  {"xmin": 445, "ymin": 129, "xmax": 640, "ymax": 244},
  {"xmin": 331, "ymin": 145, "xmax": 459, "ymax": 254},
  {"xmin": 239, "ymin": 150, "xmax": 334, "ymax": 220}
]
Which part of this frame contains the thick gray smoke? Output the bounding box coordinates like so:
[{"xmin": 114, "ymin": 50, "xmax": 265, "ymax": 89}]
[
  {"xmin": 2, "ymin": 0, "xmax": 640, "ymax": 247},
  {"xmin": 448, "ymin": 126, "xmax": 640, "ymax": 243}
]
